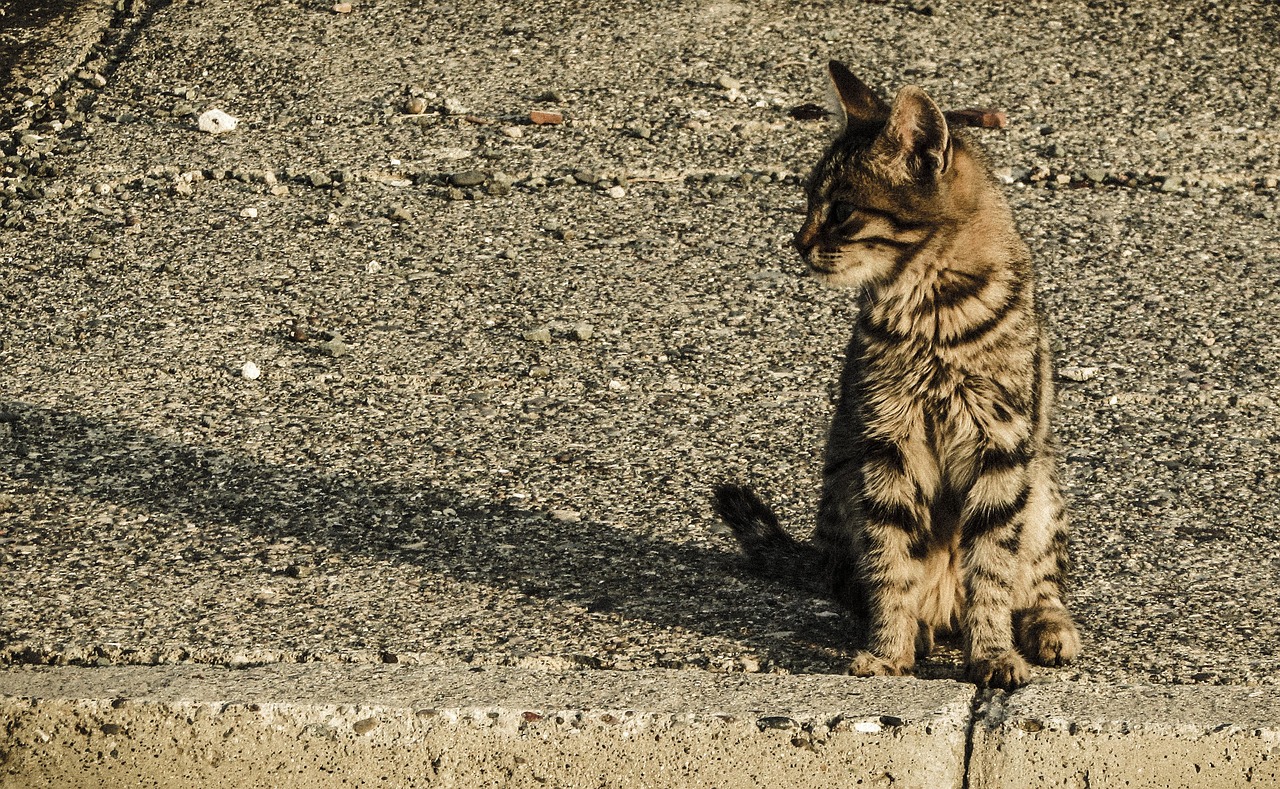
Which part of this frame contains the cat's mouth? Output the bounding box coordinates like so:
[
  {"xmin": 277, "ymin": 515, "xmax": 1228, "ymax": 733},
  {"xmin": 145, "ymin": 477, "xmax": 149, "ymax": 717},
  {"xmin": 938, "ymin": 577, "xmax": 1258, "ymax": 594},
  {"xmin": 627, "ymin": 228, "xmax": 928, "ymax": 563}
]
[
  {"xmin": 808, "ymin": 262, "xmax": 859, "ymax": 288},
  {"xmin": 806, "ymin": 250, "xmax": 852, "ymax": 280},
  {"xmin": 805, "ymin": 249, "xmax": 876, "ymax": 288}
]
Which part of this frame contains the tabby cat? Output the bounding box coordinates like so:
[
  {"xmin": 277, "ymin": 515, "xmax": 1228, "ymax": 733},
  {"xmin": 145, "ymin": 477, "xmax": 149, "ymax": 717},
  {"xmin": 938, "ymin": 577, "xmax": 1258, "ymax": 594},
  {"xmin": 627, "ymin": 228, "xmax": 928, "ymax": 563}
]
[{"xmin": 715, "ymin": 61, "xmax": 1079, "ymax": 690}]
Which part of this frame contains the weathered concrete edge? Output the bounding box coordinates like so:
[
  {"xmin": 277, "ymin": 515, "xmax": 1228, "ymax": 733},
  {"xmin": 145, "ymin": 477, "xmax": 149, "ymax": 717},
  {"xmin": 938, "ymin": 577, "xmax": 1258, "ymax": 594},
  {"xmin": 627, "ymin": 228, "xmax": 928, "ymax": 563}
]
[
  {"xmin": 0, "ymin": 663, "xmax": 972, "ymax": 789},
  {"xmin": 3, "ymin": 665, "xmax": 1280, "ymax": 789},
  {"xmin": 972, "ymin": 682, "xmax": 1280, "ymax": 789}
]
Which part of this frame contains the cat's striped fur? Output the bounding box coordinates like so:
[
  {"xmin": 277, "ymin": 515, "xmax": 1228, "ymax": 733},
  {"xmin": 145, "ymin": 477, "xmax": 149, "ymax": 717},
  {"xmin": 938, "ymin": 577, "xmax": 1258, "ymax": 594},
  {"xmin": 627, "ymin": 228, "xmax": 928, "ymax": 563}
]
[{"xmin": 715, "ymin": 62, "xmax": 1079, "ymax": 690}]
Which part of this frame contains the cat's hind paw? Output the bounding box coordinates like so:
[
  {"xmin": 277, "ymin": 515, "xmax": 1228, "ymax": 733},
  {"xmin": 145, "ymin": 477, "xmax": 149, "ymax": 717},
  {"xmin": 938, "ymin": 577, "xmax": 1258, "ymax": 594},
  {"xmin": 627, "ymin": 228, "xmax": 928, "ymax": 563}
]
[
  {"xmin": 1016, "ymin": 607, "xmax": 1081, "ymax": 667},
  {"xmin": 848, "ymin": 651, "xmax": 914, "ymax": 678}
]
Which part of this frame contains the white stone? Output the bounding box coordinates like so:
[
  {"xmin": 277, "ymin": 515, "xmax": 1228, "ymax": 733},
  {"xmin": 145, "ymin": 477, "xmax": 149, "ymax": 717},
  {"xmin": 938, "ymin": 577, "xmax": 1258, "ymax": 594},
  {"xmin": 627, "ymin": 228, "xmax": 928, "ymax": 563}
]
[
  {"xmin": 1059, "ymin": 366, "xmax": 1099, "ymax": 382},
  {"xmin": 198, "ymin": 109, "xmax": 238, "ymax": 134},
  {"xmin": 240, "ymin": 361, "xmax": 261, "ymax": 380}
]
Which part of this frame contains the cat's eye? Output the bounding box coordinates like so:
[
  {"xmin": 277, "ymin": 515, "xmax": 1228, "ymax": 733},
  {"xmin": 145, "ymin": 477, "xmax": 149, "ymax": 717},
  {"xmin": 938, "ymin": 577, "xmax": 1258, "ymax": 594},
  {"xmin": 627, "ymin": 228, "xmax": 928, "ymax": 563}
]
[
  {"xmin": 829, "ymin": 201, "xmax": 858, "ymax": 225},
  {"xmin": 856, "ymin": 236, "xmax": 901, "ymax": 248}
]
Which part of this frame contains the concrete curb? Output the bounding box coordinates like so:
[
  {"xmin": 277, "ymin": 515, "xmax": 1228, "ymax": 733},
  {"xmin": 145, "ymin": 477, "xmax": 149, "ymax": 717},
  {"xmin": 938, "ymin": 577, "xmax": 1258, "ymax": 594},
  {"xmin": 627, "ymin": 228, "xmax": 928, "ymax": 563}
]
[
  {"xmin": 1, "ymin": 664, "xmax": 971, "ymax": 788},
  {"xmin": 3, "ymin": 666, "xmax": 1279, "ymax": 788},
  {"xmin": 972, "ymin": 683, "xmax": 1280, "ymax": 788}
]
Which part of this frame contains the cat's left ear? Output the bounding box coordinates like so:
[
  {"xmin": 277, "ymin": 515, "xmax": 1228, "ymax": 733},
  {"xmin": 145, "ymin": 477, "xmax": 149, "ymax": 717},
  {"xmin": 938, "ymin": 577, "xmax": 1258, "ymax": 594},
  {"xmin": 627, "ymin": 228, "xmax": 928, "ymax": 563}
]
[
  {"xmin": 872, "ymin": 85, "xmax": 952, "ymax": 184},
  {"xmin": 827, "ymin": 60, "xmax": 890, "ymax": 130}
]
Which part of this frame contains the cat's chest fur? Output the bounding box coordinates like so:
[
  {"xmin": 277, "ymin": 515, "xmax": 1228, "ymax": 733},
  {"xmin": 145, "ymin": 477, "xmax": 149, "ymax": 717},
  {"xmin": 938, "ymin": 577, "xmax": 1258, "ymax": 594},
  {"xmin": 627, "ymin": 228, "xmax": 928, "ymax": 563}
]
[{"xmin": 848, "ymin": 278, "xmax": 1040, "ymax": 466}]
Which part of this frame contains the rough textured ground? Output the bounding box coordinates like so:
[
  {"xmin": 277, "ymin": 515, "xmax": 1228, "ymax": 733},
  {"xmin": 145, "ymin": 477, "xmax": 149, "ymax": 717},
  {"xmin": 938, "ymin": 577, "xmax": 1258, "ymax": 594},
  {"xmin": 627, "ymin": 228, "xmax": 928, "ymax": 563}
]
[{"xmin": 2, "ymin": 0, "xmax": 1279, "ymax": 688}]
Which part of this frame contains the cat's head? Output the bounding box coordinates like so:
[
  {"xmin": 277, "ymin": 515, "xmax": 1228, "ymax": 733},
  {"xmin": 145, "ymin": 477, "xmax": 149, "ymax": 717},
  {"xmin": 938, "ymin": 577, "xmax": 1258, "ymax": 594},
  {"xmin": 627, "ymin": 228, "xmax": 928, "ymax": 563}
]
[{"xmin": 795, "ymin": 61, "xmax": 987, "ymax": 288}]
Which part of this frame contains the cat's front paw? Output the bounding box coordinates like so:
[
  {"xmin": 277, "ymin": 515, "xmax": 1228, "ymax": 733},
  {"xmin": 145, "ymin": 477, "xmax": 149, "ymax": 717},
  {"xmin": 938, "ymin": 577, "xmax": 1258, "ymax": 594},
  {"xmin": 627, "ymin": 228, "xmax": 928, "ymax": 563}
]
[
  {"xmin": 965, "ymin": 651, "xmax": 1030, "ymax": 690},
  {"xmin": 848, "ymin": 651, "xmax": 914, "ymax": 678}
]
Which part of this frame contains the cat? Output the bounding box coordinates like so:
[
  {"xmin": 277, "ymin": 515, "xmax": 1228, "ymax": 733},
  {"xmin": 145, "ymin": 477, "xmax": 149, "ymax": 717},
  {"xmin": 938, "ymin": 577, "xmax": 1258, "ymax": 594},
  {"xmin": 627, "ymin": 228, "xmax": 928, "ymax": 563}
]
[{"xmin": 715, "ymin": 61, "xmax": 1079, "ymax": 690}]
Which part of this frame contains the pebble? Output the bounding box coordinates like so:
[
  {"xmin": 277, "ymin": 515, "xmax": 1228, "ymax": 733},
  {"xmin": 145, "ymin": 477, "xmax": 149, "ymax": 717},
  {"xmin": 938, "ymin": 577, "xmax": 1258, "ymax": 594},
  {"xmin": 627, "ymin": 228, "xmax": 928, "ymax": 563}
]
[
  {"xmin": 571, "ymin": 322, "xmax": 594, "ymax": 341},
  {"xmin": 197, "ymin": 109, "xmax": 238, "ymax": 134},
  {"xmin": 549, "ymin": 509, "xmax": 581, "ymax": 523},
  {"xmin": 450, "ymin": 170, "xmax": 487, "ymax": 187},
  {"xmin": 319, "ymin": 338, "xmax": 349, "ymax": 357},
  {"xmin": 757, "ymin": 716, "xmax": 798, "ymax": 731},
  {"xmin": 715, "ymin": 74, "xmax": 742, "ymax": 91},
  {"xmin": 405, "ymin": 97, "xmax": 428, "ymax": 115},
  {"xmin": 529, "ymin": 110, "xmax": 563, "ymax": 125},
  {"xmin": 624, "ymin": 121, "xmax": 652, "ymax": 139},
  {"xmin": 606, "ymin": 185, "xmax": 626, "ymax": 199},
  {"xmin": 787, "ymin": 103, "xmax": 828, "ymax": 121},
  {"xmin": 488, "ymin": 173, "xmax": 513, "ymax": 196},
  {"xmin": 523, "ymin": 327, "xmax": 552, "ymax": 343},
  {"xmin": 442, "ymin": 97, "xmax": 467, "ymax": 115},
  {"xmin": 945, "ymin": 108, "xmax": 1007, "ymax": 129},
  {"xmin": 332, "ymin": 1, "xmax": 352, "ymax": 11},
  {"xmin": 240, "ymin": 207, "xmax": 258, "ymax": 218},
  {"xmin": 240, "ymin": 361, "xmax": 261, "ymax": 380},
  {"xmin": 501, "ymin": 125, "xmax": 524, "ymax": 138},
  {"xmin": 1059, "ymin": 366, "xmax": 1099, "ymax": 382},
  {"xmin": 387, "ymin": 205, "xmax": 413, "ymax": 223}
]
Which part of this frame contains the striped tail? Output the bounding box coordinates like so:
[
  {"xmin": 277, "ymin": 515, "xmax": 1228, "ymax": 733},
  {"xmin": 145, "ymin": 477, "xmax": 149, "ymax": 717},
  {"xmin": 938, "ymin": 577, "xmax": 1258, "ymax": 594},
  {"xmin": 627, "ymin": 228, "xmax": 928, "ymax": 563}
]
[{"xmin": 712, "ymin": 484, "xmax": 824, "ymax": 593}]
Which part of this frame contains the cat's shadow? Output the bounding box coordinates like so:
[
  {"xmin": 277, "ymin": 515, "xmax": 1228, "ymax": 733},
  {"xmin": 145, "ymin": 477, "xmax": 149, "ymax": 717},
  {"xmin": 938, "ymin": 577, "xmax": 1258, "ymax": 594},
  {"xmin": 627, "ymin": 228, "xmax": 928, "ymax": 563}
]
[{"xmin": 0, "ymin": 401, "xmax": 966, "ymax": 677}]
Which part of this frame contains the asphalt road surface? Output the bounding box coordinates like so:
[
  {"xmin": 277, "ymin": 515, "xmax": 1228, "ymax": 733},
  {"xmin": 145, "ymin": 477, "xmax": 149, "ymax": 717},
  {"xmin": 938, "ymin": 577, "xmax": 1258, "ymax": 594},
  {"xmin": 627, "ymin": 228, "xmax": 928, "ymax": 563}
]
[{"xmin": 2, "ymin": 0, "xmax": 1279, "ymax": 689}]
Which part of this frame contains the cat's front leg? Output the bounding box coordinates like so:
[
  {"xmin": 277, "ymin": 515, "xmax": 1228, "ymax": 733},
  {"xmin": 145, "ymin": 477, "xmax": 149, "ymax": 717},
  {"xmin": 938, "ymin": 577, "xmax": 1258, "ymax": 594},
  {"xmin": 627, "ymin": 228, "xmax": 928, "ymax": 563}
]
[
  {"xmin": 845, "ymin": 446, "xmax": 931, "ymax": 678},
  {"xmin": 1014, "ymin": 472, "xmax": 1081, "ymax": 668},
  {"xmin": 848, "ymin": 526, "xmax": 925, "ymax": 676},
  {"xmin": 959, "ymin": 460, "xmax": 1033, "ymax": 690}
]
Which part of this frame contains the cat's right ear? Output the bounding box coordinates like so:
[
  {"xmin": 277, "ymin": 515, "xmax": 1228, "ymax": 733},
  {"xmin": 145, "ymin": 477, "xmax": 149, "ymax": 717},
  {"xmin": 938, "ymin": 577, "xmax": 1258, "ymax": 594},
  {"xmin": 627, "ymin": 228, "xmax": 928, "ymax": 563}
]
[
  {"xmin": 870, "ymin": 85, "xmax": 951, "ymax": 185},
  {"xmin": 827, "ymin": 60, "xmax": 890, "ymax": 131}
]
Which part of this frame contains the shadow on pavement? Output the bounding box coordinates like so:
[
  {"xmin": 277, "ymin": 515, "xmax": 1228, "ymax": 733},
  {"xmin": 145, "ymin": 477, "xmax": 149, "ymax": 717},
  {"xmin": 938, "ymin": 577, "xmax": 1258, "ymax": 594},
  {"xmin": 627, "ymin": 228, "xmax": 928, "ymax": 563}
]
[
  {"xmin": 1, "ymin": 399, "xmax": 885, "ymax": 675},
  {"xmin": 0, "ymin": 0, "xmax": 93, "ymax": 91}
]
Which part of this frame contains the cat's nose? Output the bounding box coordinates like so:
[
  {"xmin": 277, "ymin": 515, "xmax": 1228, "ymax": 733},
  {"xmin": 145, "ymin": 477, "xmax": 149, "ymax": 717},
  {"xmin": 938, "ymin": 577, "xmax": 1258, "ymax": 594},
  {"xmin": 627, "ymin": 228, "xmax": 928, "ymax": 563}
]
[{"xmin": 793, "ymin": 223, "xmax": 818, "ymax": 259}]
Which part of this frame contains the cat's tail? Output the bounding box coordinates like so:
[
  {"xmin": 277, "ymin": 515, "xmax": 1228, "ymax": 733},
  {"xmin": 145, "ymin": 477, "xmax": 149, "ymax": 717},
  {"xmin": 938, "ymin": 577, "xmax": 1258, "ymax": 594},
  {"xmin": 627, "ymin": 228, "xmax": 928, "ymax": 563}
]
[{"xmin": 712, "ymin": 483, "xmax": 825, "ymax": 594}]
